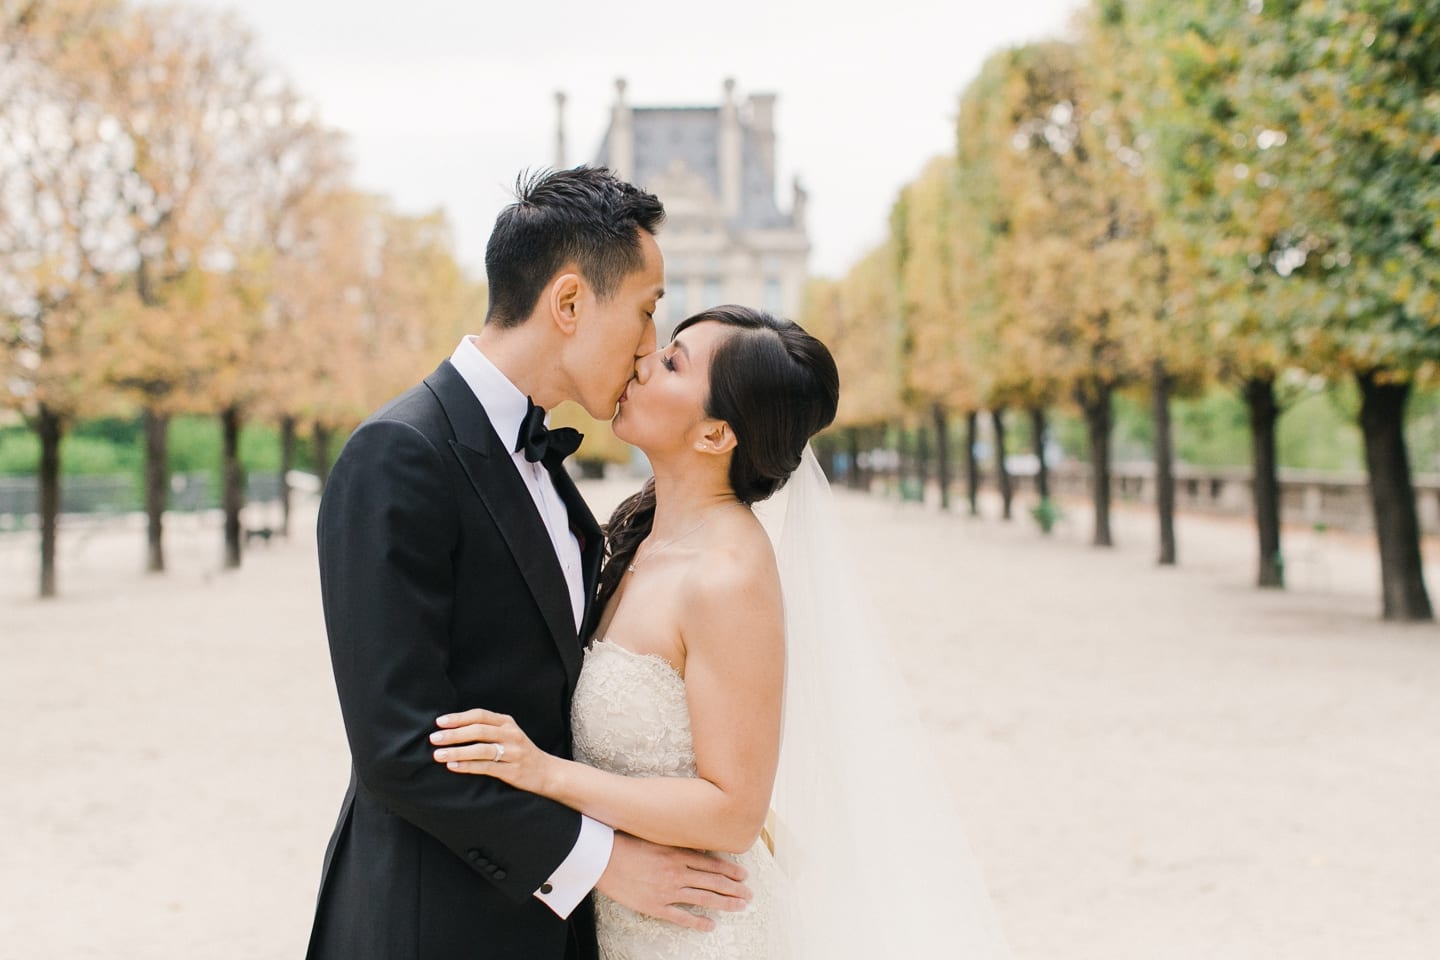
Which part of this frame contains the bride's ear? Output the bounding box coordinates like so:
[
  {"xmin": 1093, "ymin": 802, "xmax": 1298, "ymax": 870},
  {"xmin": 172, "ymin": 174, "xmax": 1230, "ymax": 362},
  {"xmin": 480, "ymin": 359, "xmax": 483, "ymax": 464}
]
[{"xmin": 694, "ymin": 420, "xmax": 737, "ymax": 456}]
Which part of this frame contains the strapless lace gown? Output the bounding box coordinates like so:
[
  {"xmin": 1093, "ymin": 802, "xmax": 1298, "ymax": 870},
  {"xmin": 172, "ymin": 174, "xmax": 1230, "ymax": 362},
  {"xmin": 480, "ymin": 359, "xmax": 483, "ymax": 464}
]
[{"xmin": 572, "ymin": 640, "xmax": 790, "ymax": 959}]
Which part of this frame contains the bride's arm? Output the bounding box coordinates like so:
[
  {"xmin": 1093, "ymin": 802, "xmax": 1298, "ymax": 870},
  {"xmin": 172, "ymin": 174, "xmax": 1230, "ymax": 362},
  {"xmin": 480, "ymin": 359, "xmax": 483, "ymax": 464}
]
[{"xmin": 431, "ymin": 553, "xmax": 784, "ymax": 855}]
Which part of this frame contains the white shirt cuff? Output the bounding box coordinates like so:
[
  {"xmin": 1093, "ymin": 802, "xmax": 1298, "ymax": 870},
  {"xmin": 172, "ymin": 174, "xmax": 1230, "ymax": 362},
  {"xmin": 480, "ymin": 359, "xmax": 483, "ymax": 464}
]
[{"xmin": 534, "ymin": 815, "xmax": 614, "ymax": 919}]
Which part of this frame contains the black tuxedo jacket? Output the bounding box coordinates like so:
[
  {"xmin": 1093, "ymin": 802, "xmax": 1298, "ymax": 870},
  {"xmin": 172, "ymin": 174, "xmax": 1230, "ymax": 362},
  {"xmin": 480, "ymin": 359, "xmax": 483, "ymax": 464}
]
[{"xmin": 306, "ymin": 360, "xmax": 604, "ymax": 960}]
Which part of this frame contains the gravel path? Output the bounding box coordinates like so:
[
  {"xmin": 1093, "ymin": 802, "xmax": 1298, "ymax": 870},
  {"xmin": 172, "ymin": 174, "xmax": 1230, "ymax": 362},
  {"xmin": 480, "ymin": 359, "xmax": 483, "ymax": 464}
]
[{"xmin": 2, "ymin": 480, "xmax": 1436, "ymax": 959}]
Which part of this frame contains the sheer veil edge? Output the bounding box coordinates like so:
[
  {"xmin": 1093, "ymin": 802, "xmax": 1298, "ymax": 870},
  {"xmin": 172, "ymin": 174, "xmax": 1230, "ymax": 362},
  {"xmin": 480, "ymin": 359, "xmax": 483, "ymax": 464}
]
[{"xmin": 767, "ymin": 447, "xmax": 1013, "ymax": 959}]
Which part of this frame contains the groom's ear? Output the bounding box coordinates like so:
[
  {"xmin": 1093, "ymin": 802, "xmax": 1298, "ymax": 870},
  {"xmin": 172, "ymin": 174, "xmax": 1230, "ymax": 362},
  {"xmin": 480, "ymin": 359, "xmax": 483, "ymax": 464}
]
[
  {"xmin": 548, "ymin": 270, "xmax": 583, "ymax": 336},
  {"xmin": 695, "ymin": 420, "xmax": 737, "ymax": 456}
]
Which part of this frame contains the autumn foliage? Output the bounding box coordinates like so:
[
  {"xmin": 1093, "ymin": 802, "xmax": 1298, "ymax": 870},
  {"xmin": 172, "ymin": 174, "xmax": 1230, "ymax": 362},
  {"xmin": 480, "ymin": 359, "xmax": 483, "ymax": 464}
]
[{"xmin": 1, "ymin": 0, "xmax": 484, "ymax": 593}]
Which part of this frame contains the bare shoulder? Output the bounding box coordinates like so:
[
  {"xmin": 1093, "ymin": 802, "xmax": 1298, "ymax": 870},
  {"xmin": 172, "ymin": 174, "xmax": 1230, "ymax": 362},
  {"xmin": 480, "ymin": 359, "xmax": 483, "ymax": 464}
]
[
  {"xmin": 694, "ymin": 509, "xmax": 777, "ymax": 592},
  {"xmin": 683, "ymin": 509, "xmax": 781, "ymax": 612}
]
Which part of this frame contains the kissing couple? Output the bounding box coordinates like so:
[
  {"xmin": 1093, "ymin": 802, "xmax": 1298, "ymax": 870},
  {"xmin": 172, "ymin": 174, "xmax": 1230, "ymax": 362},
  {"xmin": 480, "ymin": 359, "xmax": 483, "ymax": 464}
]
[{"xmin": 305, "ymin": 166, "xmax": 1009, "ymax": 959}]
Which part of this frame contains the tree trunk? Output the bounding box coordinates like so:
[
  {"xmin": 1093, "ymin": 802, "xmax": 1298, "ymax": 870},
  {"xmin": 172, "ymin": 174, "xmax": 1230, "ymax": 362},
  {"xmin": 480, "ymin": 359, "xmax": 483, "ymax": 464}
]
[
  {"xmin": 1029, "ymin": 406, "xmax": 1050, "ymax": 501},
  {"xmin": 812, "ymin": 435, "xmax": 838, "ymax": 481},
  {"xmin": 1242, "ymin": 376, "xmax": 1283, "ymax": 588},
  {"xmin": 895, "ymin": 421, "xmax": 911, "ymax": 500},
  {"xmin": 1153, "ymin": 359, "xmax": 1177, "ymax": 566},
  {"xmin": 933, "ymin": 403, "xmax": 951, "ymax": 511},
  {"xmin": 143, "ymin": 407, "xmax": 170, "ymax": 573},
  {"xmin": 915, "ymin": 417, "xmax": 931, "ymax": 505},
  {"xmin": 37, "ymin": 404, "xmax": 62, "ymax": 599},
  {"xmin": 1357, "ymin": 371, "xmax": 1433, "ymax": 621},
  {"xmin": 857, "ymin": 425, "xmax": 873, "ymax": 491},
  {"xmin": 965, "ymin": 410, "xmax": 980, "ymax": 517},
  {"xmin": 992, "ymin": 408, "xmax": 1013, "ymax": 520},
  {"xmin": 313, "ymin": 422, "xmax": 333, "ymax": 492},
  {"xmin": 1078, "ymin": 381, "xmax": 1114, "ymax": 547},
  {"xmin": 279, "ymin": 415, "xmax": 296, "ymax": 537},
  {"xmin": 221, "ymin": 405, "xmax": 244, "ymax": 570}
]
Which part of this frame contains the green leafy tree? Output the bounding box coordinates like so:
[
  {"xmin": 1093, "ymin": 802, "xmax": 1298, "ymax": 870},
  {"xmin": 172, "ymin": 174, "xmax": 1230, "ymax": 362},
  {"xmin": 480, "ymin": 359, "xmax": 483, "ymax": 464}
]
[
  {"xmin": 1128, "ymin": 0, "xmax": 1323, "ymax": 588},
  {"xmin": 1133, "ymin": 0, "xmax": 1439, "ymax": 618},
  {"xmin": 1270, "ymin": 0, "xmax": 1440, "ymax": 621}
]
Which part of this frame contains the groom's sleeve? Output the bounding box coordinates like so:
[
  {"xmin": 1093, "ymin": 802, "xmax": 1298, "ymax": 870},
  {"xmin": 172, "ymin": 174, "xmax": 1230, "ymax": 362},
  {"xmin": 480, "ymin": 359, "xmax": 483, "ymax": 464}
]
[
  {"xmin": 534, "ymin": 815, "xmax": 613, "ymax": 917},
  {"xmin": 318, "ymin": 418, "xmax": 592, "ymax": 906}
]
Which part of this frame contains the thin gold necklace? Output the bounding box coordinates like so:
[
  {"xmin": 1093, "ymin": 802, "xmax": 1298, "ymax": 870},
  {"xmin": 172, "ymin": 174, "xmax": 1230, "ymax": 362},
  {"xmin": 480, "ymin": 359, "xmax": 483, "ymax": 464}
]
[{"xmin": 627, "ymin": 505, "xmax": 736, "ymax": 573}]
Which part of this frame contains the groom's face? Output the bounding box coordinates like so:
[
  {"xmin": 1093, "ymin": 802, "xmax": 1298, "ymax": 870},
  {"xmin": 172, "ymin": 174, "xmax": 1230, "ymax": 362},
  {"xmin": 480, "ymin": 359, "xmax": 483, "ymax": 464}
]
[{"xmin": 570, "ymin": 229, "xmax": 664, "ymax": 419}]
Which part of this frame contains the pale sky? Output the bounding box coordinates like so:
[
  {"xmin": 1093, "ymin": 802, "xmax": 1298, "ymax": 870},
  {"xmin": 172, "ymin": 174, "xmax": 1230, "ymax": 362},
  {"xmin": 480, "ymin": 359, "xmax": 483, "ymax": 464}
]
[{"xmin": 185, "ymin": 0, "xmax": 1080, "ymax": 278}]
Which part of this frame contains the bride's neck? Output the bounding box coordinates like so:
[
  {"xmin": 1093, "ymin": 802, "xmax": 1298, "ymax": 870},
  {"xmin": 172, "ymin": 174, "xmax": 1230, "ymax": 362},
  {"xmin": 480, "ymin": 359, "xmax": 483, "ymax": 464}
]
[{"xmin": 647, "ymin": 460, "xmax": 740, "ymax": 538}]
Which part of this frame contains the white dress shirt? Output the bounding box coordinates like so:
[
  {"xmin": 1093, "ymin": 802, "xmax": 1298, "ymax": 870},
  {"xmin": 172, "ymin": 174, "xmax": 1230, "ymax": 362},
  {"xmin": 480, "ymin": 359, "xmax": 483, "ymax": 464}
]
[{"xmin": 448, "ymin": 336, "xmax": 614, "ymax": 919}]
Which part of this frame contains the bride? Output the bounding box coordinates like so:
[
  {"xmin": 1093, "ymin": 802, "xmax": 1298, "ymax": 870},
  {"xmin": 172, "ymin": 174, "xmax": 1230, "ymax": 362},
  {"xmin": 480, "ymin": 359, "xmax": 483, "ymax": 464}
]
[{"xmin": 430, "ymin": 305, "xmax": 1009, "ymax": 959}]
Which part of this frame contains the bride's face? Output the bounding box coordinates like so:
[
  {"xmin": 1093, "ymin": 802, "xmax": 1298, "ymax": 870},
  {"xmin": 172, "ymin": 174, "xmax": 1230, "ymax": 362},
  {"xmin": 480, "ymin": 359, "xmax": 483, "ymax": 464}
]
[{"xmin": 611, "ymin": 320, "xmax": 732, "ymax": 455}]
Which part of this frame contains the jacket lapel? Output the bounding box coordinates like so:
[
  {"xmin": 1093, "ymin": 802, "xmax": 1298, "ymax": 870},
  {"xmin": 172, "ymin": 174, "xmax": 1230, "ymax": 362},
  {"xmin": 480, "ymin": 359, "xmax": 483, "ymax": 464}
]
[{"xmin": 424, "ymin": 361, "xmax": 583, "ymax": 688}]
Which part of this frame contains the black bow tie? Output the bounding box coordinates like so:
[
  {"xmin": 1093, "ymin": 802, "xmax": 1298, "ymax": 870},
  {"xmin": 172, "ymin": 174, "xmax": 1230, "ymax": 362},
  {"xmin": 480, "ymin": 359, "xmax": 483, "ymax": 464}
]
[{"xmin": 515, "ymin": 397, "xmax": 583, "ymax": 464}]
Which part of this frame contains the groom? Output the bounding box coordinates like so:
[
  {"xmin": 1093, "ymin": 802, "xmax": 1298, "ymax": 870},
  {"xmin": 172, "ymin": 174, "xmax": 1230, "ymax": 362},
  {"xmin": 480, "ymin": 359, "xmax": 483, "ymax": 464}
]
[{"xmin": 306, "ymin": 167, "xmax": 749, "ymax": 960}]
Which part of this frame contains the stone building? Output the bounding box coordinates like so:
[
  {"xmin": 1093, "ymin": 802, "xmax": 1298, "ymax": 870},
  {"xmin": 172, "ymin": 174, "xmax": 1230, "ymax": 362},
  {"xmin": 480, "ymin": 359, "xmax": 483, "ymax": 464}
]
[{"xmin": 556, "ymin": 78, "xmax": 810, "ymax": 332}]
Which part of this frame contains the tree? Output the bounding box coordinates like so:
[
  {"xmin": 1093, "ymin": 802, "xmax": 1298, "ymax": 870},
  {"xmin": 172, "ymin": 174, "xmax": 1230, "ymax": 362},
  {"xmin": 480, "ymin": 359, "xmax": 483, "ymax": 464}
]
[
  {"xmin": 1126, "ymin": 0, "xmax": 1317, "ymax": 586},
  {"xmin": 1133, "ymin": 0, "xmax": 1439, "ymax": 618},
  {"xmin": 892, "ymin": 156, "xmax": 980, "ymax": 511},
  {"xmin": 1080, "ymin": 0, "xmax": 1211, "ymax": 566},
  {"xmin": 259, "ymin": 185, "xmax": 371, "ymax": 507},
  {"xmin": 66, "ymin": 3, "xmax": 285, "ymax": 573},
  {"xmin": 1265, "ymin": 0, "xmax": 1440, "ymax": 620},
  {"xmin": 960, "ymin": 42, "xmax": 1156, "ymax": 546},
  {"xmin": 206, "ymin": 81, "xmax": 345, "ymax": 567},
  {"xmin": 0, "ymin": 0, "xmax": 131, "ymax": 597},
  {"xmin": 360, "ymin": 206, "xmax": 474, "ymax": 403},
  {"xmin": 956, "ymin": 54, "xmax": 1052, "ymax": 521},
  {"xmin": 801, "ymin": 247, "xmax": 904, "ymax": 488}
]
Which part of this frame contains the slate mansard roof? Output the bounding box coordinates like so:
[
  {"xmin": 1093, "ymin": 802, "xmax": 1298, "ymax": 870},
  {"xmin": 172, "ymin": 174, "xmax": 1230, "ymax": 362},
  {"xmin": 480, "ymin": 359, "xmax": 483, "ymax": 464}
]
[{"xmin": 593, "ymin": 106, "xmax": 793, "ymax": 231}]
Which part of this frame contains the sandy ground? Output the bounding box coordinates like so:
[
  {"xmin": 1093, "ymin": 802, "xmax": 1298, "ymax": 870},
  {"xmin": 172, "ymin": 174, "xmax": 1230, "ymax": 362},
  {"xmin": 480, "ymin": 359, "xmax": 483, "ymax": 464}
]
[{"xmin": 2, "ymin": 481, "xmax": 1437, "ymax": 959}]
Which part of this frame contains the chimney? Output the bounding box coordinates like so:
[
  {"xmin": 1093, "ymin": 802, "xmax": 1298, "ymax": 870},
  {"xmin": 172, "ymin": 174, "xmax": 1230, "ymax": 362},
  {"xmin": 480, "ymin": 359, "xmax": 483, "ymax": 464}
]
[
  {"xmin": 748, "ymin": 93, "xmax": 776, "ymax": 192},
  {"xmin": 553, "ymin": 90, "xmax": 567, "ymax": 168},
  {"xmin": 718, "ymin": 77, "xmax": 741, "ymax": 218},
  {"xmin": 610, "ymin": 78, "xmax": 634, "ymax": 181}
]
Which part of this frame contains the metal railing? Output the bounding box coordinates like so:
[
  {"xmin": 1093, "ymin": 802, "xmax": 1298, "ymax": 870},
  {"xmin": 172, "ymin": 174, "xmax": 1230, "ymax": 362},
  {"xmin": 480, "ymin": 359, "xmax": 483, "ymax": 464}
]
[{"xmin": 0, "ymin": 471, "xmax": 289, "ymax": 530}]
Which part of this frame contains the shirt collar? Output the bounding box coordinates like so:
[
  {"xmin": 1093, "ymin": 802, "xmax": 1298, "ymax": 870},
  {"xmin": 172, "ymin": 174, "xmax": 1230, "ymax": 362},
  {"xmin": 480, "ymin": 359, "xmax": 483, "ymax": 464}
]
[{"xmin": 448, "ymin": 336, "xmax": 540, "ymax": 455}]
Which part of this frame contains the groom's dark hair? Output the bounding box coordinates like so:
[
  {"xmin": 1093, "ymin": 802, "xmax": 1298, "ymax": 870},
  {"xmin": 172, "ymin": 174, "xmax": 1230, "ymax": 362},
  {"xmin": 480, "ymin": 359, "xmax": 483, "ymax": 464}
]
[{"xmin": 484, "ymin": 166, "xmax": 665, "ymax": 328}]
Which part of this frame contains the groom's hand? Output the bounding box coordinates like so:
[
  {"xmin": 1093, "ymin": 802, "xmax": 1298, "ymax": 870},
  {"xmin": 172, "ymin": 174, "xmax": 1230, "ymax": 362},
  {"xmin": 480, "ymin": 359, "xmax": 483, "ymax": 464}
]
[{"xmin": 595, "ymin": 832, "xmax": 752, "ymax": 932}]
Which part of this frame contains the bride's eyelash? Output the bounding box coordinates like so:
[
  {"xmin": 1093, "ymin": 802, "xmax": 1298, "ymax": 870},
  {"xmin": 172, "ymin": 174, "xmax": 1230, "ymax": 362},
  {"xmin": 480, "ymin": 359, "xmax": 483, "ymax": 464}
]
[{"xmin": 662, "ymin": 355, "xmax": 676, "ymax": 372}]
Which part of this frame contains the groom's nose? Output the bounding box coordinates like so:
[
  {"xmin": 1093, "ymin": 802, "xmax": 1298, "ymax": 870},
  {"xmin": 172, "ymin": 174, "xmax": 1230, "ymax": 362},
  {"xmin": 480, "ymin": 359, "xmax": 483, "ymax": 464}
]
[{"xmin": 634, "ymin": 349, "xmax": 660, "ymax": 384}]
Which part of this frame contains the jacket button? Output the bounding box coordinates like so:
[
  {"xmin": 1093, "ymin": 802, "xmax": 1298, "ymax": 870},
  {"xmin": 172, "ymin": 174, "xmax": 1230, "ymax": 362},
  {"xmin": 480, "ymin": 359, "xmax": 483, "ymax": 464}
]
[
  {"xmin": 539, "ymin": 883, "xmax": 554, "ymax": 895},
  {"xmin": 493, "ymin": 869, "xmax": 508, "ymax": 881},
  {"xmin": 467, "ymin": 849, "xmax": 481, "ymax": 862}
]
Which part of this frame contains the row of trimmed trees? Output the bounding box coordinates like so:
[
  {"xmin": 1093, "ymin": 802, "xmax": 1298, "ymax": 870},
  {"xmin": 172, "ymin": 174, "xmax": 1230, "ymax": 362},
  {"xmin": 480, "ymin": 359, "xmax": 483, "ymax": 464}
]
[
  {"xmin": 802, "ymin": 0, "xmax": 1440, "ymax": 622},
  {"xmin": 1, "ymin": 0, "xmax": 483, "ymax": 597}
]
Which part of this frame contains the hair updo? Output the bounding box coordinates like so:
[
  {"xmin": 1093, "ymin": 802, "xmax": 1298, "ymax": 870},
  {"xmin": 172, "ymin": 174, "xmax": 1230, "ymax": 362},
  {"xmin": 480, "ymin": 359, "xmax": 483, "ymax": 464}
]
[{"xmin": 594, "ymin": 305, "xmax": 839, "ymax": 622}]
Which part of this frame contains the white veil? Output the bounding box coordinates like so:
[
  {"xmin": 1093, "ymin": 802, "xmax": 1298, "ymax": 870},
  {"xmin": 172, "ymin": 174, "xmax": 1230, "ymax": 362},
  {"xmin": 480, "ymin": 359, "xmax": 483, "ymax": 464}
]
[{"xmin": 765, "ymin": 447, "xmax": 1012, "ymax": 959}]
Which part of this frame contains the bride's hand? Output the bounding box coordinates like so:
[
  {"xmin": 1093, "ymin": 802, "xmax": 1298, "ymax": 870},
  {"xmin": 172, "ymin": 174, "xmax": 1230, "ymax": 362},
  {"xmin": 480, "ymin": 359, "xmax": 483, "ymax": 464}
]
[{"xmin": 430, "ymin": 708, "xmax": 559, "ymax": 795}]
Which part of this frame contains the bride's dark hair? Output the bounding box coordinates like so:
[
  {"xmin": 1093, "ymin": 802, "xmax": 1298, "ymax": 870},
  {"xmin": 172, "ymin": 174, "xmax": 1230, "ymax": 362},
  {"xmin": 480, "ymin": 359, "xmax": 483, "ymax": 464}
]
[{"xmin": 594, "ymin": 305, "xmax": 839, "ymax": 624}]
